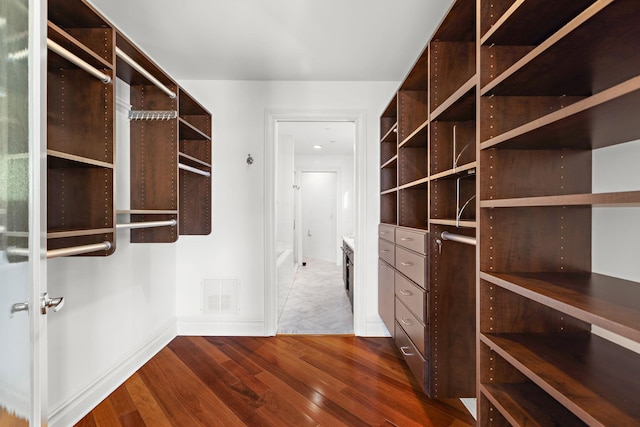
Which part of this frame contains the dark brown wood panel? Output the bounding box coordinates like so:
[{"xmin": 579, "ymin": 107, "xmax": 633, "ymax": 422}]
[
  {"xmin": 480, "ymin": 45, "xmax": 535, "ymax": 89},
  {"xmin": 380, "ymin": 192, "xmax": 398, "ymax": 225},
  {"xmin": 380, "ymin": 96, "xmax": 398, "ymax": 139},
  {"xmin": 398, "ymin": 90, "xmax": 428, "ymax": 143},
  {"xmin": 179, "ymin": 169, "xmax": 211, "ymax": 235},
  {"xmin": 480, "ymin": 148, "xmax": 591, "ymax": 200},
  {"xmin": 428, "ymin": 225, "xmax": 476, "ymax": 398},
  {"xmin": 76, "ymin": 336, "xmax": 475, "ymax": 427},
  {"xmin": 398, "ymin": 185, "xmax": 428, "ymax": 229},
  {"xmin": 130, "ymin": 214, "xmax": 177, "ymax": 244},
  {"xmin": 432, "ymin": 0, "xmax": 475, "ymax": 42},
  {"xmin": 380, "ymin": 162, "xmax": 397, "ymax": 192},
  {"xmin": 430, "ymin": 120, "xmax": 476, "ymax": 176},
  {"xmin": 430, "ymin": 175, "xmax": 475, "ymax": 222},
  {"xmin": 398, "ymin": 146, "xmax": 427, "ymax": 186},
  {"xmin": 429, "ymin": 42, "xmax": 475, "ymax": 113}
]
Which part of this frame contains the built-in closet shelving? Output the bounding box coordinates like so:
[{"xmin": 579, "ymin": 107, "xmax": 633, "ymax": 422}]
[
  {"xmin": 115, "ymin": 32, "xmax": 180, "ymax": 243},
  {"xmin": 46, "ymin": 0, "xmax": 212, "ymax": 254},
  {"xmin": 378, "ymin": 0, "xmax": 476, "ymax": 399},
  {"xmin": 477, "ymin": 0, "xmax": 640, "ymax": 425},
  {"xmin": 178, "ymin": 90, "xmax": 212, "ymax": 235},
  {"xmin": 46, "ymin": 0, "xmax": 116, "ymax": 257}
]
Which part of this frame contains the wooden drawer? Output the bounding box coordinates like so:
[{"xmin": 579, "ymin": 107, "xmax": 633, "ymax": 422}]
[
  {"xmin": 395, "ymin": 246, "xmax": 426, "ymax": 288},
  {"xmin": 378, "ymin": 238, "xmax": 395, "ymax": 265},
  {"xmin": 395, "ymin": 297, "xmax": 426, "ymax": 355},
  {"xmin": 378, "ymin": 223, "xmax": 395, "ymax": 242},
  {"xmin": 378, "ymin": 260, "xmax": 395, "ymax": 336},
  {"xmin": 395, "ymin": 227, "xmax": 428, "ymax": 255},
  {"xmin": 394, "ymin": 321, "xmax": 426, "ymax": 393},
  {"xmin": 395, "ymin": 272, "xmax": 426, "ymax": 323}
]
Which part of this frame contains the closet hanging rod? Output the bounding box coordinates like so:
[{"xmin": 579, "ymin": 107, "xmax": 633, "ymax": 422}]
[
  {"xmin": 47, "ymin": 241, "xmax": 112, "ymax": 259},
  {"xmin": 179, "ymin": 163, "xmax": 211, "ymax": 177},
  {"xmin": 441, "ymin": 231, "xmax": 476, "ymax": 246},
  {"xmin": 115, "ymin": 47, "xmax": 176, "ymax": 99},
  {"xmin": 47, "ymin": 39, "xmax": 111, "ymax": 84},
  {"xmin": 116, "ymin": 219, "xmax": 176, "ymax": 230},
  {"xmin": 6, "ymin": 247, "xmax": 29, "ymax": 257},
  {"xmin": 128, "ymin": 110, "xmax": 177, "ymax": 121}
]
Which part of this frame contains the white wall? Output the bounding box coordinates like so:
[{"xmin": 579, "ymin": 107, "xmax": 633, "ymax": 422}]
[
  {"xmin": 276, "ymin": 134, "xmax": 295, "ymax": 255},
  {"xmin": 46, "ymin": 80, "xmax": 178, "ymax": 426},
  {"xmin": 175, "ymin": 80, "xmax": 398, "ymax": 336}
]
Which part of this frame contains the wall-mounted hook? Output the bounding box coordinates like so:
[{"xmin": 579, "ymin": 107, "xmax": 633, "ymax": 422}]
[{"xmin": 246, "ymin": 154, "xmax": 254, "ymax": 165}]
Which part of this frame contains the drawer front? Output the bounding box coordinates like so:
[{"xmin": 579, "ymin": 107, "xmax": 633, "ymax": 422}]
[
  {"xmin": 395, "ymin": 246, "xmax": 426, "ymax": 288},
  {"xmin": 378, "ymin": 238, "xmax": 395, "ymax": 265},
  {"xmin": 378, "ymin": 224, "xmax": 395, "ymax": 242},
  {"xmin": 378, "ymin": 260, "xmax": 395, "ymax": 336},
  {"xmin": 395, "ymin": 272, "xmax": 425, "ymax": 323},
  {"xmin": 395, "ymin": 298, "xmax": 426, "ymax": 355},
  {"xmin": 394, "ymin": 322, "xmax": 426, "ymax": 393},
  {"xmin": 395, "ymin": 227, "xmax": 428, "ymax": 255}
]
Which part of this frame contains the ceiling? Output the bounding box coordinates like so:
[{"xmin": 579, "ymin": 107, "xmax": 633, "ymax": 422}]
[
  {"xmin": 88, "ymin": 0, "xmax": 455, "ymax": 81},
  {"xmin": 279, "ymin": 121, "xmax": 355, "ymax": 156}
]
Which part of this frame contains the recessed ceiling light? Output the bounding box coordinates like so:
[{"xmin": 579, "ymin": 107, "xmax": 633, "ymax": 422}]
[{"xmin": 313, "ymin": 145, "xmax": 323, "ymax": 149}]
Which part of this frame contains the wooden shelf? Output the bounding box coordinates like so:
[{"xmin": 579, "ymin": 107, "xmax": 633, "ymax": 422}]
[
  {"xmin": 481, "ymin": 75, "xmax": 640, "ymax": 150},
  {"xmin": 482, "ymin": 1, "xmax": 640, "ymax": 97},
  {"xmin": 480, "ymin": 0, "xmax": 596, "ymax": 46},
  {"xmin": 481, "ymin": 332, "xmax": 640, "ymax": 425},
  {"xmin": 481, "ymin": 271, "xmax": 640, "ymax": 342},
  {"xmin": 480, "ymin": 190, "xmax": 640, "ymax": 208},
  {"xmin": 380, "ymin": 96, "xmax": 398, "ymax": 141},
  {"xmin": 179, "ymin": 118, "xmax": 211, "ymax": 141},
  {"xmin": 398, "ymin": 177, "xmax": 429, "ymax": 191},
  {"xmin": 430, "ymin": 76, "xmax": 476, "ymax": 122},
  {"xmin": 480, "ymin": 382, "xmax": 586, "ymax": 426},
  {"xmin": 48, "ymin": 150, "xmax": 113, "ymax": 169},
  {"xmin": 429, "ymin": 162, "xmax": 476, "ymax": 181},
  {"xmin": 179, "ymin": 152, "xmax": 211, "ymax": 169},
  {"xmin": 381, "ymin": 123, "xmax": 398, "ymax": 143},
  {"xmin": 47, "ymin": 21, "xmax": 113, "ymax": 70},
  {"xmin": 48, "ymin": 228, "xmax": 114, "ymax": 239},
  {"xmin": 429, "ymin": 219, "xmax": 476, "ymax": 228},
  {"xmin": 381, "ymin": 155, "xmax": 397, "ymax": 170},
  {"xmin": 117, "ymin": 209, "xmax": 178, "ymax": 215},
  {"xmin": 399, "ymin": 120, "xmax": 428, "ymax": 148}
]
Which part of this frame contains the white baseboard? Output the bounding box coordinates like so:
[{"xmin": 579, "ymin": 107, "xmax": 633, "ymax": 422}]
[
  {"xmin": 177, "ymin": 316, "xmax": 267, "ymax": 336},
  {"xmin": 48, "ymin": 319, "xmax": 177, "ymax": 427},
  {"xmin": 359, "ymin": 316, "xmax": 391, "ymax": 337},
  {"xmin": 460, "ymin": 398, "xmax": 477, "ymax": 419}
]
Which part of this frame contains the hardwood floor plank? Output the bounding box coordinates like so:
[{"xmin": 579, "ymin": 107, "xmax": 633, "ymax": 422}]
[
  {"xmin": 124, "ymin": 374, "xmax": 173, "ymax": 427},
  {"xmin": 76, "ymin": 336, "xmax": 476, "ymax": 427},
  {"xmin": 167, "ymin": 337, "xmax": 273, "ymax": 427}
]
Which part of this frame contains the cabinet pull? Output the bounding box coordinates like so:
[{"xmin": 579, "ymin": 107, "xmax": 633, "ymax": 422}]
[
  {"xmin": 401, "ymin": 317, "xmax": 412, "ymax": 326},
  {"xmin": 400, "ymin": 290, "xmax": 412, "ymax": 296},
  {"xmin": 400, "ymin": 237, "xmax": 413, "ymax": 241},
  {"xmin": 380, "ymin": 249, "xmax": 389, "ymax": 253},
  {"xmin": 400, "ymin": 346, "xmax": 414, "ymax": 357},
  {"xmin": 400, "ymin": 261, "xmax": 412, "ymax": 266}
]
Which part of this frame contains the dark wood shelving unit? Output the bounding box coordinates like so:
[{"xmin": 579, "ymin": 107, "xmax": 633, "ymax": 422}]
[
  {"xmin": 46, "ymin": 0, "xmax": 115, "ymax": 257},
  {"xmin": 378, "ymin": 0, "xmax": 476, "ymax": 400},
  {"xmin": 477, "ymin": 0, "xmax": 640, "ymax": 424},
  {"xmin": 178, "ymin": 89, "xmax": 212, "ymax": 235}
]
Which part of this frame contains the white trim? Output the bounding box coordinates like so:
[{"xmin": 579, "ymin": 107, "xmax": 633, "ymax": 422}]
[
  {"xmin": 48, "ymin": 320, "xmax": 177, "ymax": 427},
  {"xmin": 365, "ymin": 316, "xmax": 391, "ymax": 337},
  {"xmin": 177, "ymin": 317, "xmax": 266, "ymax": 336},
  {"xmin": 460, "ymin": 398, "xmax": 477, "ymax": 419},
  {"xmin": 264, "ymin": 109, "xmax": 367, "ymax": 336}
]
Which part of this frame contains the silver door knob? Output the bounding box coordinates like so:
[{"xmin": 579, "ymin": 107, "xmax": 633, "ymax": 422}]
[{"xmin": 41, "ymin": 292, "xmax": 64, "ymax": 314}]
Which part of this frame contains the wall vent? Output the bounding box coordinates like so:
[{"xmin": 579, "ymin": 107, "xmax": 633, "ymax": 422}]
[{"xmin": 203, "ymin": 277, "xmax": 240, "ymax": 315}]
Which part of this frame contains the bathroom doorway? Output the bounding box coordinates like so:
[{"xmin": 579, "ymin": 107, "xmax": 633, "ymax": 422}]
[{"xmin": 275, "ymin": 121, "xmax": 355, "ymax": 334}]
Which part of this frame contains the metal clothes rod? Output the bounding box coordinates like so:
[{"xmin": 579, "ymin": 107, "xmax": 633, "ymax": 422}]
[
  {"xmin": 116, "ymin": 219, "xmax": 176, "ymax": 230},
  {"xmin": 115, "ymin": 46, "xmax": 176, "ymax": 99},
  {"xmin": 441, "ymin": 231, "xmax": 476, "ymax": 246},
  {"xmin": 179, "ymin": 163, "xmax": 211, "ymax": 177},
  {"xmin": 47, "ymin": 241, "xmax": 112, "ymax": 259},
  {"xmin": 47, "ymin": 39, "xmax": 111, "ymax": 84},
  {"xmin": 6, "ymin": 247, "xmax": 29, "ymax": 257},
  {"xmin": 128, "ymin": 110, "xmax": 177, "ymax": 121}
]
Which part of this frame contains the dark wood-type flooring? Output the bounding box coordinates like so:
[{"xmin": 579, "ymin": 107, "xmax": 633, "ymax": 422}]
[{"xmin": 76, "ymin": 335, "xmax": 475, "ymax": 426}]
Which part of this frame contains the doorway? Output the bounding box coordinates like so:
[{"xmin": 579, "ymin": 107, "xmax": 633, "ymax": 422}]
[{"xmin": 275, "ymin": 121, "xmax": 354, "ymax": 334}]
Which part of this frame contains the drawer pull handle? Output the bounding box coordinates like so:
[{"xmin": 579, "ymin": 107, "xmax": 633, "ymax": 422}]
[
  {"xmin": 400, "ymin": 261, "xmax": 413, "ymax": 266},
  {"xmin": 380, "ymin": 249, "xmax": 389, "ymax": 253},
  {"xmin": 400, "ymin": 237, "xmax": 413, "ymax": 241},
  {"xmin": 400, "ymin": 346, "xmax": 414, "ymax": 357},
  {"xmin": 400, "ymin": 290, "xmax": 411, "ymax": 296},
  {"xmin": 401, "ymin": 317, "xmax": 412, "ymax": 326}
]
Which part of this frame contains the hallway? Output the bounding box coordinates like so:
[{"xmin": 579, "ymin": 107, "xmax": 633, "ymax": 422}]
[{"xmin": 277, "ymin": 258, "xmax": 354, "ymax": 334}]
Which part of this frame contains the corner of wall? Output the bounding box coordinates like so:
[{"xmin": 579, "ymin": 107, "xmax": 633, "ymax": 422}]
[{"xmin": 48, "ymin": 319, "xmax": 177, "ymax": 427}]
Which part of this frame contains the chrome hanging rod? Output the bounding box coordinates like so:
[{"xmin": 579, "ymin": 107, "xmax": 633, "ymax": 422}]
[
  {"xmin": 47, "ymin": 241, "xmax": 112, "ymax": 259},
  {"xmin": 47, "ymin": 39, "xmax": 111, "ymax": 84},
  {"xmin": 179, "ymin": 163, "xmax": 211, "ymax": 177},
  {"xmin": 441, "ymin": 231, "xmax": 476, "ymax": 246},
  {"xmin": 6, "ymin": 247, "xmax": 29, "ymax": 257},
  {"xmin": 115, "ymin": 47, "xmax": 176, "ymax": 99},
  {"xmin": 116, "ymin": 219, "xmax": 176, "ymax": 230},
  {"xmin": 128, "ymin": 110, "xmax": 177, "ymax": 121}
]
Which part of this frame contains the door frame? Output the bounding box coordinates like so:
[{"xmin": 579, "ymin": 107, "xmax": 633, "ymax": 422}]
[
  {"xmin": 264, "ymin": 109, "xmax": 366, "ymax": 336},
  {"xmin": 297, "ymin": 169, "xmax": 341, "ymax": 266}
]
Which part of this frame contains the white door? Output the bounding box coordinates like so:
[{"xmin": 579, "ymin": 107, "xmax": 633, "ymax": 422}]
[
  {"xmin": 301, "ymin": 172, "xmax": 337, "ymax": 263},
  {"xmin": 1, "ymin": 0, "xmax": 48, "ymax": 424}
]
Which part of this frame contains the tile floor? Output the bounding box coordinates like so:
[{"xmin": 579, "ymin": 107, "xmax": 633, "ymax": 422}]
[{"xmin": 277, "ymin": 257, "xmax": 354, "ymax": 334}]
